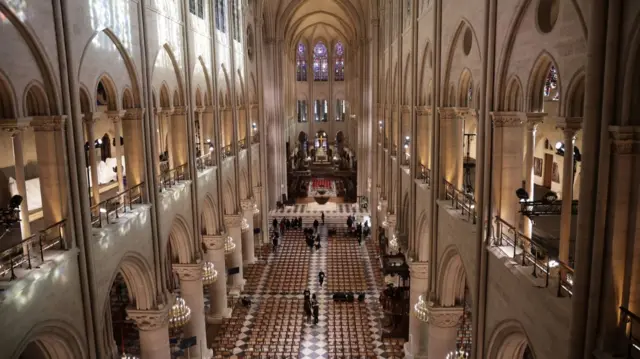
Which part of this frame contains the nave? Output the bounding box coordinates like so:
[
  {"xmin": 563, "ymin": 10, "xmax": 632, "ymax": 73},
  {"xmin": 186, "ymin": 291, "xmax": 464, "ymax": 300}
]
[{"xmin": 210, "ymin": 221, "xmax": 405, "ymax": 358}]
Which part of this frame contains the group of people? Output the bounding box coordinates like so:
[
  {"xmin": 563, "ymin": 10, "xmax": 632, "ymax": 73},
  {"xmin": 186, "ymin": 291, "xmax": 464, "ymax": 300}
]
[
  {"xmin": 346, "ymin": 216, "xmax": 370, "ymax": 244},
  {"xmin": 304, "ymin": 271, "xmax": 326, "ymax": 324}
]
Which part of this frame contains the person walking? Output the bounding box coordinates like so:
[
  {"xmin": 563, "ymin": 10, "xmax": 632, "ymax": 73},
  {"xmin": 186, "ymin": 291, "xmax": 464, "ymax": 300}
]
[
  {"xmin": 321, "ymin": 211, "xmax": 325, "ymax": 225},
  {"xmin": 312, "ymin": 300, "xmax": 319, "ymax": 324},
  {"xmin": 313, "ymin": 219, "xmax": 319, "ymax": 231},
  {"xmin": 279, "ymin": 218, "xmax": 285, "ymax": 234},
  {"xmin": 318, "ymin": 270, "xmax": 325, "ymax": 287}
]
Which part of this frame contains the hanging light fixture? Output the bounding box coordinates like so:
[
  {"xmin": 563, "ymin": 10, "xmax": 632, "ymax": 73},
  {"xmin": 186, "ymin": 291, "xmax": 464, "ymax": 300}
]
[
  {"xmin": 224, "ymin": 235, "xmax": 236, "ymax": 254},
  {"xmin": 446, "ymin": 350, "xmax": 470, "ymax": 359},
  {"xmin": 169, "ymin": 297, "xmax": 191, "ymax": 330},
  {"xmin": 202, "ymin": 262, "xmax": 217, "ymax": 286}
]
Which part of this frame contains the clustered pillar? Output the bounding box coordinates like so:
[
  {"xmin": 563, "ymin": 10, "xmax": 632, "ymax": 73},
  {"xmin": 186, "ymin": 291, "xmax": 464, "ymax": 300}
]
[
  {"xmin": 203, "ymin": 234, "xmax": 232, "ymax": 323},
  {"xmin": 407, "ymin": 261, "xmax": 429, "ymax": 358},
  {"xmin": 127, "ymin": 305, "xmax": 172, "ymax": 359},
  {"xmin": 240, "ymin": 199, "xmax": 256, "ymax": 265},
  {"xmin": 172, "ymin": 263, "xmax": 209, "ymax": 359},
  {"xmin": 224, "ymin": 214, "xmax": 245, "ymax": 293}
]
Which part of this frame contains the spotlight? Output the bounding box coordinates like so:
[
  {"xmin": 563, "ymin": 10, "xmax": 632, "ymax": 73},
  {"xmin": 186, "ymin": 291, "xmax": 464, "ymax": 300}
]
[
  {"xmin": 542, "ymin": 191, "xmax": 558, "ymax": 203},
  {"xmin": 405, "ymin": 136, "xmax": 410, "ymax": 140},
  {"xmin": 207, "ymin": 138, "xmax": 211, "ymax": 143},
  {"xmin": 515, "ymin": 188, "xmax": 529, "ymax": 202},
  {"xmin": 97, "ymin": 138, "xmax": 103, "ymax": 145},
  {"xmin": 555, "ymin": 141, "xmax": 563, "ymax": 150},
  {"xmin": 555, "ymin": 141, "xmax": 565, "ymax": 156}
]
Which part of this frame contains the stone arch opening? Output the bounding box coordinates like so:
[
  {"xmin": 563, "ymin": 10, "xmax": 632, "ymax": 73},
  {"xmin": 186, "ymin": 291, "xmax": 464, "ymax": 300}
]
[
  {"xmin": 100, "ymin": 254, "xmax": 156, "ymax": 357},
  {"xmin": 14, "ymin": 321, "xmax": 85, "ymax": 359},
  {"xmin": 503, "ymin": 75, "xmax": 524, "ymax": 112},
  {"xmin": 168, "ymin": 216, "xmax": 193, "ymax": 265},
  {"xmin": 458, "ymin": 69, "xmax": 473, "ymax": 108},
  {"xmin": 527, "ymin": 52, "xmax": 561, "ymax": 114},
  {"xmin": 565, "ymin": 71, "xmax": 585, "ymax": 117},
  {"xmin": 79, "ymin": 86, "xmax": 92, "ymax": 114},
  {"xmin": 223, "ymin": 179, "xmax": 235, "ymax": 215},
  {"xmin": 486, "ymin": 320, "xmax": 535, "ymax": 359},
  {"xmin": 159, "ymin": 84, "xmax": 171, "ymax": 108},
  {"xmin": 23, "ymin": 82, "xmax": 50, "ymax": 116},
  {"xmin": 96, "ymin": 75, "xmax": 118, "ymax": 111},
  {"xmin": 122, "ymin": 88, "xmax": 134, "ymax": 109},
  {"xmin": 201, "ymin": 193, "xmax": 219, "ymax": 235},
  {"xmin": 0, "ymin": 70, "xmax": 16, "ymax": 119}
]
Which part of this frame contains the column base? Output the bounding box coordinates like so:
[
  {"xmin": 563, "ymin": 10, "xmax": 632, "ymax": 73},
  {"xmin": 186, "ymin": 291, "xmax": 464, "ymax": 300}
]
[
  {"xmin": 229, "ymin": 279, "xmax": 247, "ymax": 295},
  {"xmin": 206, "ymin": 307, "xmax": 233, "ymax": 324},
  {"xmin": 243, "ymin": 257, "xmax": 256, "ymax": 266},
  {"xmin": 404, "ymin": 342, "xmax": 428, "ymax": 359}
]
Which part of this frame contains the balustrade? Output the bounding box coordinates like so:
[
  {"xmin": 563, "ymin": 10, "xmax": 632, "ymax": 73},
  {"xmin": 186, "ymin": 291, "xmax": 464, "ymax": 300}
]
[
  {"xmin": 91, "ymin": 183, "xmax": 146, "ymax": 228},
  {"xmin": 443, "ymin": 179, "xmax": 476, "ymax": 224},
  {"xmin": 620, "ymin": 306, "xmax": 640, "ymax": 358},
  {"xmin": 418, "ymin": 164, "xmax": 431, "ymax": 186},
  {"xmin": 196, "ymin": 152, "xmax": 215, "ymax": 172},
  {"xmin": 158, "ymin": 164, "xmax": 189, "ymax": 193}
]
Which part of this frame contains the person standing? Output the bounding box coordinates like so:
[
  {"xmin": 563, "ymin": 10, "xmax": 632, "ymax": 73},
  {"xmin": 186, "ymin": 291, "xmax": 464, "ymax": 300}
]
[
  {"xmin": 321, "ymin": 211, "xmax": 325, "ymax": 225},
  {"xmin": 313, "ymin": 219, "xmax": 319, "ymax": 231},
  {"xmin": 318, "ymin": 270, "xmax": 325, "ymax": 287},
  {"xmin": 312, "ymin": 299, "xmax": 319, "ymax": 324}
]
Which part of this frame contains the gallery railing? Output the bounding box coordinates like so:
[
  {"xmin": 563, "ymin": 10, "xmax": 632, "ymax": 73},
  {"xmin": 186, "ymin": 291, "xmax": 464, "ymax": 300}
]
[
  {"xmin": 519, "ymin": 200, "xmax": 579, "ymax": 217},
  {"xmin": 158, "ymin": 164, "xmax": 189, "ymax": 192},
  {"xmin": 239, "ymin": 138, "xmax": 247, "ymax": 150},
  {"xmin": 196, "ymin": 152, "xmax": 215, "ymax": 172},
  {"xmin": 159, "ymin": 160, "xmax": 170, "ymax": 173},
  {"xmin": 443, "ymin": 179, "xmax": 477, "ymax": 224},
  {"xmin": 0, "ymin": 219, "xmax": 68, "ymax": 280},
  {"xmin": 221, "ymin": 145, "xmax": 233, "ymax": 160},
  {"xmin": 620, "ymin": 306, "xmax": 640, "ymax": 358},
  {"xmin": 418, "ymin": 164, "xmax": 431, "ymax": 186},
  {"xmin": 91, "ymin": 183, "xmax": 146, "ymax": 228}
]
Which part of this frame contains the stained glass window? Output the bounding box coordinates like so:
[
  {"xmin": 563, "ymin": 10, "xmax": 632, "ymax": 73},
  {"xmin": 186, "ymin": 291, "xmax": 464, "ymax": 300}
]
[
  {"xmin": 296, "ymin": 43, "xmax": 307, "ymax": 81},
  {"xmin": 544, "ymin": 65, "xmax": 559, "ymax": 101},
  {"xmin": 297, "ymin": 100, "xmax": 307, "ymax": 122},
  {"xmin": 315, "ymin": 100, "xmax": 327, "ymax": 121},
  {"xmin": 467, "ymin": 84, "xmax": 473, "ymax": 107},
  {"xmin": 313, "ymin": 42, "xmax": 329, "ymax": 81},
  {"xmin": 197, "ymin": 0, "xmax": 204, "ymax": 18},
  {"xmin": 232, "ymin": 0, "xmax": 240, "ymax": 41},
  {"xmin": 189, "ymin": 0, "xmax": 196, "ymax": 15},
  {"xmin": 336, "ymin": 99, "xmax": 346, "ymax": 121},
  {"xmin": 334, "ymin": 42, "xmax": 344, "ymax": 81}
]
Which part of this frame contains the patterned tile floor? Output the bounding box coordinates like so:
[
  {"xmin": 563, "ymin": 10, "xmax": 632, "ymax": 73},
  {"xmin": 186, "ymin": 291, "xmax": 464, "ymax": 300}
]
[{"xmin": 211, "ymin": 224, "xmax": 405, "ymax": 359}]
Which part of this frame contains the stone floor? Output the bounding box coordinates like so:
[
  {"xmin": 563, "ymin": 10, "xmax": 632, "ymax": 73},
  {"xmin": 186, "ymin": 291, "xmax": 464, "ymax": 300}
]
[{"xmin": 210, "ymin": 225, "xmax": 405, "ymax": 359}]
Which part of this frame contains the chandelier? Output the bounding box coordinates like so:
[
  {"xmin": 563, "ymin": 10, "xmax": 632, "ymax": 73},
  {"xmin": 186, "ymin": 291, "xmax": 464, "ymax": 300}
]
[
  {"xmin": 224, "ymin": 235, "xmax": 236, "ymax": 254},
  {"xmin": 202, "ymin": 261, "xmax": 217, "ymax": 286},
  {"xmin": 121, "ymin": 356, "xmax": 139, "ymax": 359},
  {"xmin": 446, "ymin": 350, "xmax": 470, "ymax": 359},
  {"xmin": 169, "ymin": 297, "xmax": 191, "ymax": 330},
  {"xmin": 252, "ymin": 203, "xmax": 260, "ymax": 214}
]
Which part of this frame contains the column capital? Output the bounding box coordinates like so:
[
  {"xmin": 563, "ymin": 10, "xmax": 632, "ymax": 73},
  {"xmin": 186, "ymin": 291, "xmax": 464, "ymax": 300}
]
[
  {"xmin": 194, "ymin": 106, "xmax": 205, "ymax": 114},
  {"xmin": 203, "ymin": 234, "xmax": 227, "ymax": 251},
  {"xmin": 438, "ymin": 107, "xmax": 459, "ymax": 121},
  {"xmin": 490, "ymin": 111, "xmax": 524, "ymax": 128},
  {"xmin": 203, "ymin": 105, "xmax": 215, "ymax": 113},
  {"xmin": 240, "ymin": 198, "xmax": 255, "ymax": 211},
  {"xmin": 252, "ymin": 185, "xmax": 263, "ymax": 195},
  {"xmin": 83, "ymin": 112, "xmax": 101, "ymax": 123},
  {"xmin": 415, "ymin": 106, "xmax": 431, "ymax": 116},
  {"xmin": 123, "ymin": 108, "xmax": 146, "ymax": 121},
  {"xmin": 409, "ymin": 261, "xmax": 429, "ymax": 280},
  {"xmin": 127, "ymin": 304, "xmax": 171, "ymax": 331},
  {"xmin": 555, "ymin": 117, "xmax": 582, "ymax": 135},
  {"xmin": 105, "ymin": 110, "xmax": 126, "ymax": 123},
  {"xmin": 30, "ymin": 116, "xmax": 67, "ymax": 132},
  {"xmin": 401, "ymin": 105, "xmax": 411, "ymax": 114},
  {"xmin": 160, "ymin": 107, "xmax": 174, "ymax": 116},
  {"xmin": 0, "ymin": 118, "xmax": 30, "ymax": 134},
  {"xmin": 224, "ymin": 214, "xmax": 243, "ymax": 228},
  {"xmin": 525, "ymin": 112, "xmax": 546, "ymax": 130},
  {"xmin": 172, "ymin": 263, "xmax": 204, "ymax": 281},
  {"xmin": 454, "ymin": 107, "xmax": 478, "ymax": 120},
  {"xmin": 426, "ymin": 304, "xmax": 464, "ymax": 328},
  {"xmin": 385, "ymin": 213, "xmax": 397, "ymax": 227},
  {"xmin": 172, "ymin": 106, "xmax": 189, "ymax": 116},
  {"xmin": 609, "ymin": 126, "xmax": 640, "ymax": 155}
]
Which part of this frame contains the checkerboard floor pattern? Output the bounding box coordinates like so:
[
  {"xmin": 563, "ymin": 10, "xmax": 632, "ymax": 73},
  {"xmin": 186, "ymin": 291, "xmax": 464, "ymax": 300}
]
[{"xmin": 211, "ymin": 223, "xmax": 405, "ymax": 358}]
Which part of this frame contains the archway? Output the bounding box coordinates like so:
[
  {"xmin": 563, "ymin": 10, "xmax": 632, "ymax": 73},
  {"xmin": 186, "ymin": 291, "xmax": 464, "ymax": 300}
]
[
  {"xmin": 486, "ymin": 320, "xmax": 536, "ymax": 359},
  {"xmin": 201, "ymin": 193, "xmax": 219, "ymax": 235},
  {"xmin": 438, "ymin": 246, "xmax": 473, "ymax": 355},
  {"xmin": 101, "ymin": 254, "xmax": 156, "ymax": 357},
  {"xmin": 13, "ymin": 321, "xmax": 85, "ymax": 359}
]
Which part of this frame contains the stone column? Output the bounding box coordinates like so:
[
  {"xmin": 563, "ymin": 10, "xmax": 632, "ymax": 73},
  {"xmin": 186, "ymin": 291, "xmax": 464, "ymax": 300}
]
[
  {"xmin": 122, "ymin": 108, "xmax": 146, "ymax": 187},
  {"xmin": 172, "ymin": 263, "xmax": 209, "ymax": 359},
  {"xmin": 107, "ymin": 111, "xmax": 126, "ymax": 192},
  {"xmin": 203, "ymin": 234, "xmax": 232, "ymax": 323},
  {"xmin": 523, "ymin": 114, "xmax": 545, "ymax": 238},
  {"xmin": 172, "ymin": 107, "xmax": 189, "ymax": 168},
  {"xmin": 489, "ymin": 112, "xmax": 525, "ymax": 225},
  {"xmin": 195, "ymin": 107, "xmax": 205, "ymax": 155},
  {"xmin": 408, "ymin": 262, "xmax": 430, "ymax": 358},
  {"xmin": 83, "ymin": 114, "xmax": 101, "ymax": 204},
  {"xmin": 127, "ymin": 306, "xmax": 172, "ymax": 359},
  {"xmin": 32, "ymin": 116, "xmax": 68, "ymax": 226},
  {"xmin": 202, "ymin": 106, "xmax": 215, "ymax": 153},
  {"xmin": 240, "ymin": 199, "xmax": 256, "ymax": 265},
  {"xmin": 384, "ymin": 214, "xmax": 397, "ymax": 254},
  {"xmin": 222, "ymin": 109, "xmax": 233, "ymax": 149},
  {"xmin": 161, "ymin": 109, "xmax": 175, "ymax": 170},
  {"xmin": 1, "ymin": 124, "xmax": 32, "ymax": 240},
  {"xmin": 224, "ymin": 214, "xmax": 245, "ymax": 293},
  {"xmin": 426, "ymin": 304, "xmax": 464, "ymax": 359},
  {"xmin": 439, "ymin": 108, "xmax": 464, "ymax": 190},
  {"xmin": 556, "ymin": 118, "xmax": 582, "ymax": 265}
]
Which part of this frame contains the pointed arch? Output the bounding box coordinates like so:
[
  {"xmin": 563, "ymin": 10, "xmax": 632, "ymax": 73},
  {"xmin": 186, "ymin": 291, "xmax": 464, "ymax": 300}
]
[
  {"xmin": 503, "ymin": 75, "xmax": 524, "ymax": 112},
  {"xmin": 173, "ymin": 89, "xmax": 182, "ymax": 107},
  {"xmin": 79, "ymin": 84, "xmax": 92, "ymax": 114},
  {"xmin": 202, "ymin": 193, "xmax": 220, "ymax": 235},
  {"xmin": 0, "ymin": 2, "xmax": 60, "ymax": 115},
  {"xmin": 457, "ymin": 69, "xmax": 473, "ymax": 108},
  {"xmin": 150, "ymin": 43, "xmax": 185, "ymax": 108},
  {"xmin": 0, "ymin": 70, "xmax": 17, "ymax": 119},
  {"xmin": 96, "ymin": 74, "xmax": 118, "ymax": 111},
  {"xmin": 104, "ymin": 252, "xmax": 157, "ymax": 311},
  {"xmin": 218, "ymin": 64, "xmax": 232, "ymax": 107},
  {"xmin": 236, "ymin": 70, "xmax": 246, "ymax": 105},
  {"xmin": 249, "ymin": 72, "xmax": 258, "ymax": 104},
  {"xmin": 79, "ymin": 28, "xmax": 142, "ymax": 108},
  {"xmin": 168, "ymin": 216, "xmax": 194, "ymax": 264},
  {"xmin": 12, "ymin": 320, "xmax": 86, "ymax": 359},
  {"xmin": 486, "ymin": 320, "xmax": 535, "ymax": 359},
  {"xmin": 526, "ymin": 51, "xmax": 561, "ymax": 113},
  {"xmin": 159, "ymin": 83, "xmax": 171, "ymax": 108},
  {"xmin": 418, "ymin": 42, "xmax": 432, "ymax": 106},
  {"xmin": 223, "ymin": 179, "xmax": 235, "ymax": 214},
  {"xmin": 442, "ymin": 19, "xmax": 482, "ymax": 107},
  {"xmin": 564, "ymin": 69, "xmax": 585, "ymax": 118},
  {"xmin": 402, "ymin": 52, "xmax": 412, "ymax": 105},
  {"xmin": 122, "ymin": 87, "xmax": 134, "ymax": 109},
  {"xmin": 23, "ymin": 81, "xmax": 50, "ymax": 116},
  {"xmin": 196, "ymin": 56, "xmax": 213, "ymax": 105},
  {"xmin": 195, "ymin": 87, "xmax": 203, "ymax": 107},
  {"xmin": 437, "ymin": 245, "xmax": 468, "ymax": 307}
]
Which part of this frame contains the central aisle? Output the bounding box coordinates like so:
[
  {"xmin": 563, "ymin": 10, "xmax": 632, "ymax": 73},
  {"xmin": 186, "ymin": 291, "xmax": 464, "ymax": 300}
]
[{"xmin": 210, "ymin": 223, "xmax": 405, "ymax": 358}]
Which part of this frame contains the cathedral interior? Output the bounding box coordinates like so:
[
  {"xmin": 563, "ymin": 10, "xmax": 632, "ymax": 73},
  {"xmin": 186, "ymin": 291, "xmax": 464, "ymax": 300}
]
[{"xmin": 0, "ymin": 0, "xmax": 639, "ymax": 358}]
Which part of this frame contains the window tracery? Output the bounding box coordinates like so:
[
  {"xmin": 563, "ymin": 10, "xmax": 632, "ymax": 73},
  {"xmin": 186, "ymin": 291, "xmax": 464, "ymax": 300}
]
[
  {"xmin": 297, "ymin": 43, "xmax": 307, "ymax": 81},
  {"xmin": 215, "ymin": 0, "xmax": 226, "ymax": 32},
  {"xmin": 544, "ymin": 65, "xmax": 559, "ymax": 101},
  {"xmin": 297, "ymin": 100, "xmax": 307, "ymax": 122},
  {"xmin": 313, "ymin": 42, "xmax": 329, "ymax": 81},
  {"xmin": 334, "ymin": 42, "xmax": 344, "ymax": 81}
]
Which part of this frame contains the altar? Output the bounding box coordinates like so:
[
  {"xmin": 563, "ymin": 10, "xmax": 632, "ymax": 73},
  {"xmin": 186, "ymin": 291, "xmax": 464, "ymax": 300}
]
[{"xmin": 315, "ymin": 147, "xmax": 328, "ymax": 162}]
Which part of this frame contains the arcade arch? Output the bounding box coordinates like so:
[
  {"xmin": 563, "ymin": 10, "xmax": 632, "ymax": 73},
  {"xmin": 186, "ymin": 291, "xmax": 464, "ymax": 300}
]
[
  {"xmin": 486, "ymin": 320, "xmax": 536, "ymax": 359},
  {"xmin": 14, "ymin": 321, "xmax": 85, "ymax": 359}
]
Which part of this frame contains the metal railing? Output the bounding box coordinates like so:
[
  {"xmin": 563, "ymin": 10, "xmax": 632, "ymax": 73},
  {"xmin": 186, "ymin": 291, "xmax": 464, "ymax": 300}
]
[
  {"xmin": 239, "ymin": 138, "xmax": 247, "ymax": 150},
  {"xmin": 620, "ymin": 306, "xmax": 640, "ymax": 358},
  {"xmin": 494, "ymin": 217, "xmax": 550, "ymax": 287},
  {"xmin": 418, "ymin": 164, "xmax": 431, "ymax": 186},
  {"xmin": 159, "ymin": 160, "xmax": 170, "ymax": 173},
  {"xmin": 557, "ymin": 260, "xmax": 574, "ymax": 297},
  {"xmin": 0, "ymin": 219, "xmax": 67, "ymax": 281},
  {"xmin": 221, "ymin": 145, "xmax": 233, "ymax": 160},
  {"xmin": 158, "ymin": 164, "xmax": 189, "ymax": 192},
  {"xmin": 443, "ymin": 179, "xmax": 477, "ymax": 224},
  {"xmin": 196, "ymin": 152, "xmax": 215, "ymax": 172},
  {"xmin": 519, "ymin": 200, "xmax": 579, "ymax": 217},
  {"xmin": 91, "ymin": 183, "xmax": 145, "ymax": 228}
]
